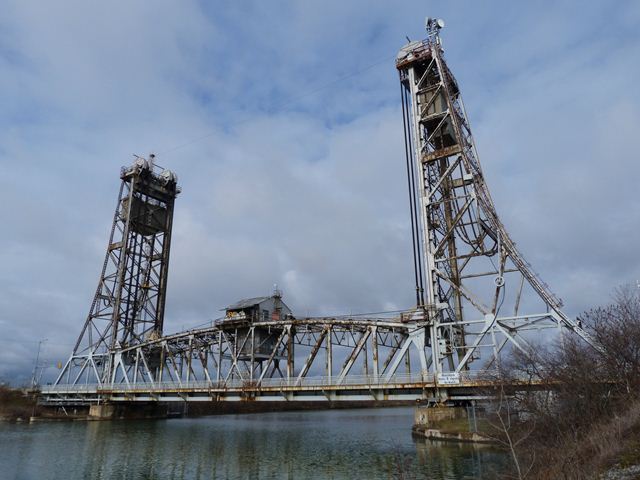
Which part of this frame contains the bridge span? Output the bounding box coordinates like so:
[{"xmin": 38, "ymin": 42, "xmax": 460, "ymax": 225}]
[{"xmin": 43, "ymin": 311, "xmax": 545, "ymax": 407}]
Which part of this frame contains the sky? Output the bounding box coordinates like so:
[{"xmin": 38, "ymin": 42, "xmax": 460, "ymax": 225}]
[{"xmin": 1, "ymin": 1, "xmax": 639, "ymax": 384}]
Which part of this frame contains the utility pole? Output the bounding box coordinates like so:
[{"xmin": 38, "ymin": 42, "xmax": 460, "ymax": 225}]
[{"xmin": 31, "ymin": 338, "xmax": 47, "ymax": 389}]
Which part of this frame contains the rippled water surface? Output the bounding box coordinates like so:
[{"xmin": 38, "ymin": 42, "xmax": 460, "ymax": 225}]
[{"xmin": 0, "ymin": 407, "xmax": 506, "ymax": 479}]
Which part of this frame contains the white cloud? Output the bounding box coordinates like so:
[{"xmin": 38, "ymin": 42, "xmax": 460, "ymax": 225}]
[{"xmin": 1, "ymin": 0, "xmax": 639, "ymax": 381}]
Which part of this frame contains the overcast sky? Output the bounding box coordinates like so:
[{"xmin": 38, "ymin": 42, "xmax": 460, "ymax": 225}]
[{"xmin": 1, "ymin": 1, "xmax": 639, "ymax": 384}]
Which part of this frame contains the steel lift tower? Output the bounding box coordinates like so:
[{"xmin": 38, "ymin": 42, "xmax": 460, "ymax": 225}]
[
  {"xmin": 55, "ymin": 157, "xmax": 180, "ymax": 386},
  {"xmin": 396, "ymin": 18, "xmax": 595, "ymax": 375}
]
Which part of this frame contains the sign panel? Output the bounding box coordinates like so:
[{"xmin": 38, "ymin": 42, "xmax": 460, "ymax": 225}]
[{"xmin": 437, "ymin": 372, "xmax": 460, "ymax": 385}]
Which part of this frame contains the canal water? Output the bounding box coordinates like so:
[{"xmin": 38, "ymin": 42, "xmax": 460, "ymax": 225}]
[{"xmin": 0, "ymin": 407, "xmax": 506, "ymax": 479}]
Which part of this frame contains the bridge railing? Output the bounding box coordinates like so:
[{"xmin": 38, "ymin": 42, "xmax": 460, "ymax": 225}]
[
  {"xmin": 40, "ymin": 384, "xmax": 99, "ymax": 394},
  {"xmin": 40, "ymin": 369, "xmax": 505, "ymax": 395}
]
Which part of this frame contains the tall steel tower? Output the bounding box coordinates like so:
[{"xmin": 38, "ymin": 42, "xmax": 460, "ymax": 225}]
[
  {"xmin": 397, "ymin": 18, "xmax": 596, "ymax": 374},
  {"xmin": 55, "ymin": 157, "xmax": 180, "ymax": 386}
]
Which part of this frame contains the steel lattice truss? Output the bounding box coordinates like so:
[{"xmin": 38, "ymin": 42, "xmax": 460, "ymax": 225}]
[
  {"xmin": 110, "ymin": 318, "xmax": 414, "ymax": 387},
  {"xmin": 396, "ymin": 21, "xmax": 596, "ymax": 375},
  {"xmin": 44, "ymin": 23, "xmax": 597, "ymax": 405},
  {"xmin": 55, "ymin": 158, "xmax": 179, "ymax": 386},
  {"xmin": 47, "ymin": 314, "xmax": 504, "ymax": 404}
]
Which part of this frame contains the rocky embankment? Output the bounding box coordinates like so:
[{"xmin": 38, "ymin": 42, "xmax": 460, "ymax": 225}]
[{"xmin": 601, "ymin": 464, "xmax": 640, "ymax": 480}]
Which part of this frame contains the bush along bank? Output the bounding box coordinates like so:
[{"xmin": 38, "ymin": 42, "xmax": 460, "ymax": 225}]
[
  {"xmin": 0, "ymin": 386, "xmax": 37, "ymax": 421},
  {"xmin": 484, "ymin": 286, "xmax": 640, "ymax": 480}
]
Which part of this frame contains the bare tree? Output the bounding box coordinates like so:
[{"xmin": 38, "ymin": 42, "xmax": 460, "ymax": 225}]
[
  {"xmin": 490, "ymin": 284, "xmax": 640, "ymax": 478},
  {"xmin": 484, "ymin": 382, "xmax": 535, "ymax": 480}
]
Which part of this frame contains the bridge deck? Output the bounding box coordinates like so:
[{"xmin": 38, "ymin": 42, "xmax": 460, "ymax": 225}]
[{"xmin": 40, "ymin": 372, "xmax": 540, "ymax": 405}]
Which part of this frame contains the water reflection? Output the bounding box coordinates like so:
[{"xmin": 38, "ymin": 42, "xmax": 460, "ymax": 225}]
[
  {"xmin": 0, "ymin": 407, "xmax": 506, "ymax": 479},
  {"xmin": 414, "ymin": 439, "xmax": 506, "ymax": 479}
]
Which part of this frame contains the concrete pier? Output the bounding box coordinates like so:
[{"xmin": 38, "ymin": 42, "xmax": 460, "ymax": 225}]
[
  {"xmin": 89, "ymin": 404, "xmax": 115, "ymax": 419},
  {"xmin": 412, "ymin": 405, "xmax": 494, "ymax": 443},
  {"xmin": 85, "ymin": 403, "xmax": 167, "ymax": 421}
]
